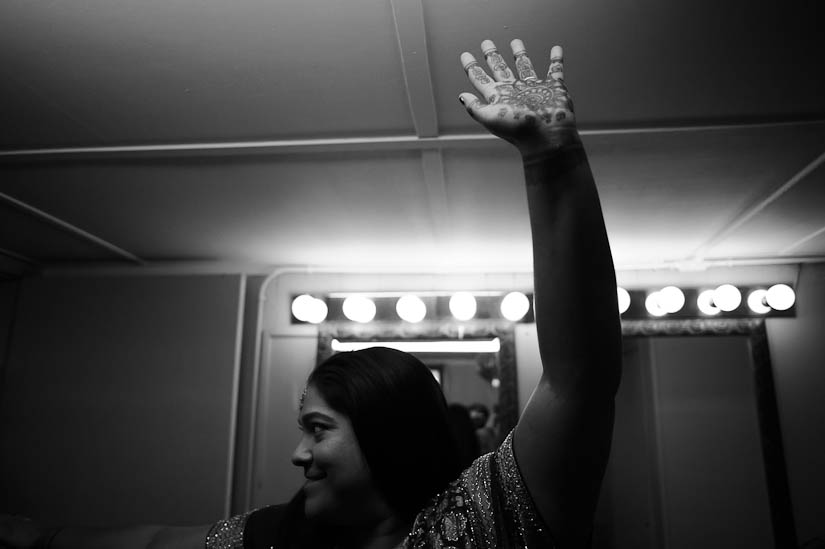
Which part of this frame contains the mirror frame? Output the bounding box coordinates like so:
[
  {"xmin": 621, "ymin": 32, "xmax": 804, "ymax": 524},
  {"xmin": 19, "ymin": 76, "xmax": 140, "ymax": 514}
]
[
  {"xmin": 622, "ymin": 318, "xmax": 797, "ymax": 549},
  {"xmin": 316, "ymin": 319, "xmax": 520, "ymax": 440}
]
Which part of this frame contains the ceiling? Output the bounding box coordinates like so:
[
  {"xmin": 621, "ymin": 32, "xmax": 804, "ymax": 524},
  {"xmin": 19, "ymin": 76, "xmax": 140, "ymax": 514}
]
[{"xmin": 1, "ymin": 0, "xmax": 824, "ymax": 283}]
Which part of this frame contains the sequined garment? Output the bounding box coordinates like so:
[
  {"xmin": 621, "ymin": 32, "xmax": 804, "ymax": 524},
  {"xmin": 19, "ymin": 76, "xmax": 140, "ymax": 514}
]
[{"xmin": 205, "ymin": 431, "xmax": 554, "ymax": 549}]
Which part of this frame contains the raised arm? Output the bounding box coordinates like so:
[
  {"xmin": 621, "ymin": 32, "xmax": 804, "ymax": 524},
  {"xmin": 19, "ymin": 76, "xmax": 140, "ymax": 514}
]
[{"xmin": 459, "ymin": 40, "xmax": 622, "ymax": 547}]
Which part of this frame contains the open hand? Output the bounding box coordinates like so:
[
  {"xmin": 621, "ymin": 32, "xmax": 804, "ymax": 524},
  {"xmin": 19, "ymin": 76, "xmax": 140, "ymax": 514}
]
[{"xmin": 459, "ymin": 40, "xmax": 579, "ymax": 157}]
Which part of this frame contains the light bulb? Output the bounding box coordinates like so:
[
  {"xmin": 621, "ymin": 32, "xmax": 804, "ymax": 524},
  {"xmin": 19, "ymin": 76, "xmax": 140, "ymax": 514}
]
[
  {"xmin": 658, "ymin": 286, "xmax": 685, "ymax": 313},
  {"xmin": 500, "ymin": 291, "xmax": 530, "ymax": 321},
  {"xmin": 449, "ymin": 292, "xmax": 477, "ymax": 321},
  {"xmin": 713, "ymin": 284, "xmax": 742, "ymax": 312},
  {"xmin": 292, "ymin": 294, "xmax": 328, "ymax": 324},
  {"xmin": 747, "ymin": 289, "xmax": 771, "ymax": 314},
  {"xmin": 291, "ymin": 294, "xmax": 316, "ymax": 322},
  {"xmin": 617, "ymin": 287, "xmax": 631, "ymax": 314},
  {"xmin": 305, "ymin": 298, "xmax": 328, "ymax": 324},
  {"xmin": 396, "ymin": 294, "xmax": 426, "ymax": 323},
  {"xmin": 343, "ymin": 295, "xmax": 376, "ymax": 323},
  {"xmin": 645, "ymin": 292, "xmax": 667, "ymax": 317},
  {"xmin": 697, "ymin": 289, "xmax": 721, "ymax": 316},
  {"xmin": 766, "ymin": 284, "xmax": 795, "ymax": 311}
]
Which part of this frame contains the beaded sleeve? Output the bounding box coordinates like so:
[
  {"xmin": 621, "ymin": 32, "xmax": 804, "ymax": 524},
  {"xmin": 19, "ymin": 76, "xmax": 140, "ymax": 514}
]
[
  {"xmin": 403, "ymin": 430, "xmax": 555, "ymax": 548},
  {"xmin": 205, "ymin": 509, "xmax": 255, "ymax": 549}
]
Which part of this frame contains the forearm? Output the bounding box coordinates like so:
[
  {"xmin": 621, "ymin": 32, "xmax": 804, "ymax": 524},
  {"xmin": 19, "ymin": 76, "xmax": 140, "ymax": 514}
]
[
  {"xmin": 44, "ymin": 524, "xmax": 210, "ymax": 549},
  {"xmin": 523, "ymin": 141, "xmax": 621, "ymax": 397}
]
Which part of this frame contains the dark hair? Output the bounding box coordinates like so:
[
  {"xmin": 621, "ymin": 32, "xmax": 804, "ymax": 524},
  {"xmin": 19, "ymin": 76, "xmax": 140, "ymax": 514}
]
[{"xmin": 306, "ymin": 347, "xmax": 462, "ymax": 519}]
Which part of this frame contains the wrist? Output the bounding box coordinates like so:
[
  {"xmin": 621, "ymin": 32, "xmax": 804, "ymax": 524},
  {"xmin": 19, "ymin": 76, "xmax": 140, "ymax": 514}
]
[
  {"xmin": 521, "ymin": 142, "xmax": 588, "ymax": 183},
  {"xmin": 517, "ymin": 127, "xmax": 582, "ymax": 163}
]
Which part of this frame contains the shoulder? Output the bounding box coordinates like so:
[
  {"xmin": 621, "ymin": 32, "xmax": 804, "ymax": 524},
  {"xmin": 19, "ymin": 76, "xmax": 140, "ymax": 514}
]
[
  {"xmin": 205, "ymin": 505, "xmax": 287, "ymax": 549},
  {"xmin": 402, "ymin": 451, "xmax": 496, "ymax": 548},
  {"xmin": 402, "ymin": 431, "xmax": 555, "ymax": 548},
  {"xmin": 206, "ymin": 511, "xmax": 254, "ymax": 549}
]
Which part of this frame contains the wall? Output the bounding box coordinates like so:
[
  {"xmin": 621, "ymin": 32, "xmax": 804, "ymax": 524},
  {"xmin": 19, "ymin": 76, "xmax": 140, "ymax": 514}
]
[
  {"xmin": 767, "ymin": 262, "xmax": 825, "ymax": 544},
  {"xmin": 651, "ymin": 336, "xmax": 773, "ymax": 548},
  {"xmin": 0, "ymin": 274, "xmax": 244, "ymax": 527}
]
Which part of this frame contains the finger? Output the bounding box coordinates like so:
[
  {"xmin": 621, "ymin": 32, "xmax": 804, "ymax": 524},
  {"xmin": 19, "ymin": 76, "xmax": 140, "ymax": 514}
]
[
  {"xmin": 510, "ymin": 39, "xmax": 538, "ymax": 81},
  {"xmin": 458, "ymin": 92, "xmax": 485, "ymax": 119},
  {"xmin": 546, "ymin": 45, "xmax": 564, "ymax": 82},
  {"xmin": 461, "ymin": 52, "xmax": 497, "ymax": 98},
  {"xmin": 481, "ymin": 40, "xmax": 516, "ymax": 83}
]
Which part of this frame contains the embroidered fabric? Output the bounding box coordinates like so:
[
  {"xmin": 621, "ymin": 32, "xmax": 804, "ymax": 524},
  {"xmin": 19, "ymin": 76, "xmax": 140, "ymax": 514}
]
[
  {"xmin": 204, "ymin": 430, "xmax": 553, "ymax": 549},
  {"xmin": 403, "ymin": 430, "xmax": 554, "ymax": 548},
  {"xmin": 205, "ymin": 509, "xmax": 253, "ymax": 549}
]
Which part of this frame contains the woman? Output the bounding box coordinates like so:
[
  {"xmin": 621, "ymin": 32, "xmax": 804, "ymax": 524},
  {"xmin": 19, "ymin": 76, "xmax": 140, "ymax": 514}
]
[{"xmin": 0, "ymin": 37, "xmax": 621, "ymax": 549}]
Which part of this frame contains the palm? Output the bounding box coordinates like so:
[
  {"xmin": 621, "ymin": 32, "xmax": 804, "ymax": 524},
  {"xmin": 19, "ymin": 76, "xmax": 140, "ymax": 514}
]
[
  {"xmin": 460, "ymin": 40, "xmax": 578, "ymax": 151},
  {"xmin": 479, "ymin": 79, "xmax": 574, "ymax": 133}
]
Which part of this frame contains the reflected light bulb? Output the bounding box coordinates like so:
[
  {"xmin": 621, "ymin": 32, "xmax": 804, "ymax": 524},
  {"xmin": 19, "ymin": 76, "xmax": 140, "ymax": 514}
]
[
  {"xmin": 747, "ymin": 289, "xmax": 771, "ymax": 314},
  {"xmin": 343, "ymin": 296, "xmax": 376, "ymax": 323},
  {"xmin": 500, "ymin": 291, "xmax": 530, "ymax": 321},
  {"xmin": 396, "ymin": 294, "xmax": 426, "ymax": 323},
  {"xmin": 697, "ymin": 289, "xmax": 720, "ymax": 316},
  {"xmin": 449, "ymin": 292, "xmax": 477, "ymax": 321},
  {"xmin": 616, "ymin": 287, "xmax": 631, "ymax": 314},
  {"xmin": 645, "ymin": 292, "xmax": 667, "ymax": 317},
  {"xmin": 713, "ymin": 284, "xmax": 742, "ymax": 312},
  {"xmin": 658, "ymin": 286, "xmax": 685, "ymax": 313},
  {"xmin": 766, "ymin": 284, "xmax": 795, "ymax": 311}
]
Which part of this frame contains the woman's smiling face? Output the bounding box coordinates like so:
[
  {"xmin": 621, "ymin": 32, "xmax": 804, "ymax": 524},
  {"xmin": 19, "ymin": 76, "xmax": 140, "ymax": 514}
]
[{"xmin": 291, "ymin": 384, "xmax": 389, "ymax": 525}]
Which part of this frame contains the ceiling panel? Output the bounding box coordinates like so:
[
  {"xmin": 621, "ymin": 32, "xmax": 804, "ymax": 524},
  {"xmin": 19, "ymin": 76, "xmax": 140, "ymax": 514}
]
[
  {"xmin": 441, "ymin": 146, "xmax": 533, "ymax": 268},
  {"xmin": 790, "ymin": 229, "xmax": 825, "ymax": 258},
  {"xmin": 2, "ymin": 121, "xmax": 823, "ymax": 272},
  {"xmin": 0, "ymin": 0, "xmax": 415, "ymax": 148},
  {"xmin": 426, "ymin": 0, "xmax": 825, "ymax": 134},
  {"xmin": 584, "ymin": 123, "xmax": 825, "ymax": 265},
  {"xmin": 0, "ymin": 151, "xmax": 440, "ymax": 266},
  {"xmin": 705, "ymin": 160, "xmax": 825, "ymax": 259},
  {"xmin": 0, "ymin": 201, "xmax": 123, "ymax": 263}
]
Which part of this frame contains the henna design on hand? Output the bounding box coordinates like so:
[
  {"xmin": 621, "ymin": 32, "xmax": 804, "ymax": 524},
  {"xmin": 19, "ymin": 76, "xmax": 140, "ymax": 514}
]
[
  {"xmin": 468, "ymin": 63, "xmax": 491, "ymax": 85},
  {"xmin": 515, "ymin": 54, "xmax": 537, "ymax": 80},
  {"xmin": 460, "ymin": 41, "xmax": 577, "ymax": 149},
  {"xmin": 485, "ymin": 51, "xmax": 514, "ymax": 80}
]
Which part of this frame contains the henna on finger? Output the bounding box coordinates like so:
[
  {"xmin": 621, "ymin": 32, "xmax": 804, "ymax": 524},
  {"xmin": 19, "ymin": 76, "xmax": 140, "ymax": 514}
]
[
  {"xmin": 510, "ymin": 39, "xmax": 538, "ymax": 80},
  {"xmin": 515, "ymin": 55, "xmax": 538, "ymax": 81},
  {"xmin": 482, "ymin": 40, "xmax": 515, "ymax": 82},
  {"xmin": 546, "ymin": 45, "xmax": 565, "ymax": 81}
]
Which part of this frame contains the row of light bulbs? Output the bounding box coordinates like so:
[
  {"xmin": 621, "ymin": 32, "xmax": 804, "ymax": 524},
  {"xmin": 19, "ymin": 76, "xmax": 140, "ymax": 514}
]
[
  {"xmin": 292, "ymin": 291, "xmax": 532, "ymax": 324},
  {"xmin": 623, "ymin": 283, "xmax": 796, "ymax": 317},
  {"xmin": 292, "ymin": 283, "xmax": 796, "ymax": 324}
]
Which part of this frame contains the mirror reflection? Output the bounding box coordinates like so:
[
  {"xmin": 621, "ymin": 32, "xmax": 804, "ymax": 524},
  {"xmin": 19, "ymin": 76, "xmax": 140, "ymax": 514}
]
[{"xmin": 316, "ymin": 318, "xmax": 520, "ymax": 463}]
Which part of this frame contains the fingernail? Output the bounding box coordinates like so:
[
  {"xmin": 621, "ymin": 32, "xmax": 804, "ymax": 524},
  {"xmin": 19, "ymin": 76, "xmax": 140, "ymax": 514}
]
[
  {"xmin": 460, "ymin": 52, "xmax": 476, "ymax": 69},
  {"xmin": 481, "ymin": 40, "xmax": 496, "ymax": 55},
  {"xmin": 459, "ymin": 96, "xmax": 465, "ymax": 104}
]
